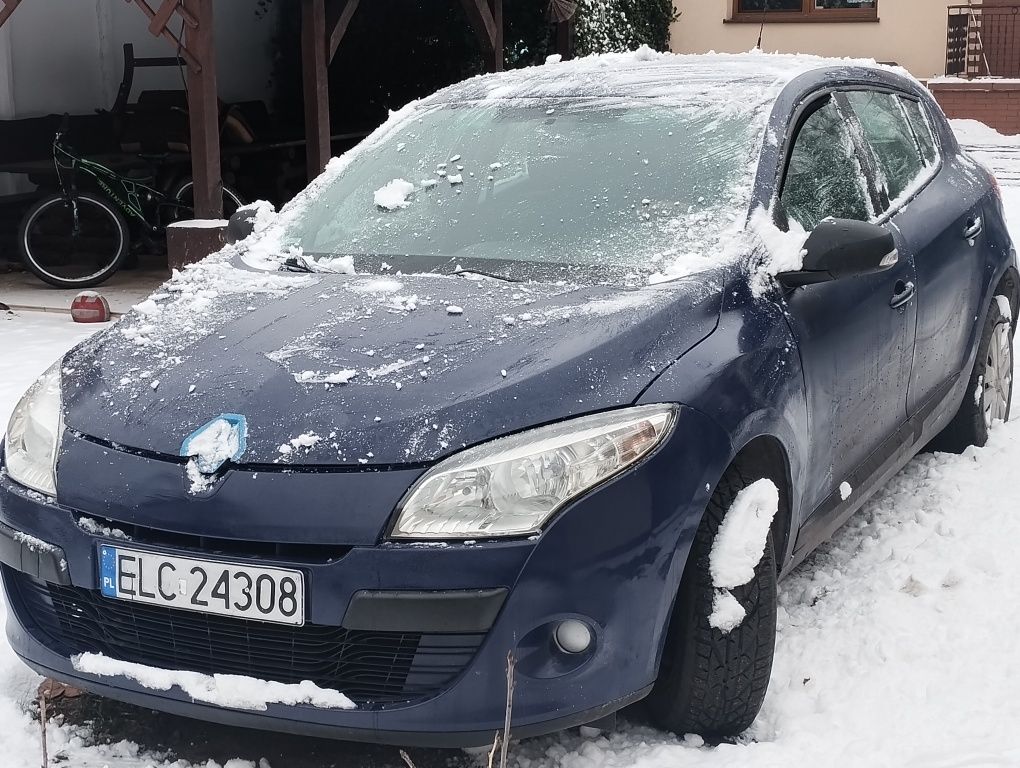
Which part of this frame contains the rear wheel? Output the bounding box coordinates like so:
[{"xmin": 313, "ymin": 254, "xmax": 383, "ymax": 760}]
[
  {"xmin": 168, "ymin": 180, "xmax": 244, "ymax": 223},
  {"xmin": 931, "ymin": 296, "xmax": 1013, "ymax": 452},
  {"xmin": 18, "ymin": 193, "xmax": 129, "ymax": 288},
  {"xmin": 646, "ymin": 461, "xmax": 777, "ymax": 739}
]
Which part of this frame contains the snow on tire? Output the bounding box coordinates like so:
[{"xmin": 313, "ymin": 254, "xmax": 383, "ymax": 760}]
[{"xmin": 646, "ymin": 461, "xmax": 778, "ymax": 739}]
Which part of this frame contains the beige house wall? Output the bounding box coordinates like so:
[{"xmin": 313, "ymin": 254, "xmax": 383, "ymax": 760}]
[{"xmin": 670, "ymin": 1, "xmax": 955, "ymax": 79}]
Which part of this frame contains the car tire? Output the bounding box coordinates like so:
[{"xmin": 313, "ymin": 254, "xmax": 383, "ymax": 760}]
[
  {"xmin": 930, "ymin": 296, "xmax": 1014, "ymax": 453},
  {"xmin": 646, "ymin": 460, "xmax": 777, "ymax": 739}
]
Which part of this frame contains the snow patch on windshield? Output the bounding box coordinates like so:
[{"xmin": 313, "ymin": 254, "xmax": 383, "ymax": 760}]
[
  {"xmin": 72, "ymin": 652, "xmax": 355, "ymax": 711},
  {"xmin": 374, "ymin": 178, "xmax": 415, "ymax": 210}
]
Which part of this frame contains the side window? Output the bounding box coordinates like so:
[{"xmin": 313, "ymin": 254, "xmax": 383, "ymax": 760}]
[
  {"xmin": 899, "ymin": 97, "xmax": 939, "ymax": 167},
  {"xmin": 780, "ymin": 98, "xmax": 872, "ymax": 232},
  {"xmin": 845, "ymin": 90, "xmax": 926, "ymax": 202}
]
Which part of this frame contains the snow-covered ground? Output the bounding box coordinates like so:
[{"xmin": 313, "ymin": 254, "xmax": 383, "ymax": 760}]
[{"xmin": 2, "ymin": 120, "xmax": 1020, "ymax": 767}]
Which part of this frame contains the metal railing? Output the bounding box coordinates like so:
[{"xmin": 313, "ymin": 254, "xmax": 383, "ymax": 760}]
[{"xmin": 947, "ymin": 3, "xmax": 1020, "ymax": 78}]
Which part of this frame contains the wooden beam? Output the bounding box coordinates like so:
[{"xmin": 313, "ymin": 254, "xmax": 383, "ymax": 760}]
[
  {"xmin": 327, "ymin": 0, "xmax": 361, "ymax": 63},
  {"xmin": 148, "ymin": 0, "xmax": 183, "ymax": 37},
  {"xmin": 556, "ymin": 17, "xmax": 574, "ymax": 60},
  {"xmin": 0, "ymin": 0, "xmax": 24, "ymax": 30},
  {"xmin": 302, "ymin": 0, "xmax": 331, "ymax": 179},
  {"xmin": 488, "ymin": 0, "xmax": 503, "ymax": 72},
  {"xmin": 128, "ymin": 0, "xmax": 201, "ymax": 70},
  {"xmin": 459, "ymin": 0, "xmax": 503, "ymax": 72},
  {"xmin": 182, "ymin": 0, "xmax": 222, "ymax": 218}
]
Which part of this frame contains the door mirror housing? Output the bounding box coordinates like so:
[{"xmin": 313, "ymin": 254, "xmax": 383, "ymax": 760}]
[{"xmin": 778, "ymin": 218, "xmax": 897, "ymax": 288}]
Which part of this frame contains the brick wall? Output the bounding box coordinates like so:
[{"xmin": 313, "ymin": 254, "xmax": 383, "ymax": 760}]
[{"xmin": 928, "ymin": 81, "xmax": 1020, "ymax": 135}]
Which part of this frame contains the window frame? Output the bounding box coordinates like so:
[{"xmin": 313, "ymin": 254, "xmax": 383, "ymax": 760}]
[
  {"xmin": 729, "ymin": 0, "xmax": 878, "ymax": 24},
  {"xmin": 775, "ymin": 92, "xmax": 881, "ymax": 232},
  {"xmin": 773, "ymin": 86, "xmax": 943, "ymax": 233},
  {"xmin": 840, "ymin": 89, "xmax": 943, "ymax": 223}
]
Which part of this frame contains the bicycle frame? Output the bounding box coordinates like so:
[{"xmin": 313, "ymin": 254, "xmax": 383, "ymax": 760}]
[{"xmin": 51, "ymin": 131, "xmax": 188, "ymax": 234}]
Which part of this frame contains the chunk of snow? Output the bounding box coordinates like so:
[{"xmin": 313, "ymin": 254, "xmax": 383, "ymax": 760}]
[
  {"xmin": 839, "ymin": 481, "xmax": 853, "ymax": 501},
  {"xmin": 166, "ymin": 219, "xmax": 227, "ymax": 230},
  {"xmin": 994, "ymin": 294, "xmax": 1013, "ymax": 322},
  {"xmin": 373, "ymin": 179, "xmax": 415, "ymax": 210},
  {"xmin": 72, "ymin": 653, "xmax": 354, "ymax": 711},
  {"xmin": 545, "ymin": 53, "xmax": 563, "ymax": 64},
  {"xmin": 182, "ymin": 416, "xmax": 242, "ymax": 474},
  {"xmin": 448, "ymin": 174, "xmax": 463, "ymax": 185},
  {"xmin": 78, "ymin": 517, "xmax": 130, "ymax": 540},
  {"xmin": 709, "ymin": 589, "xmax": 747, "ymax": 633},
  {"xmin": 447, "ymin": 305, "xmax": 464, "ymax": 315},
  {"xmin": 278, "ymin": 433, "xmax": 321, "ymax": 455},
  {"xmin": 749, "ymin": 207, "xmax": 808, "ymax": 297},
  {"xmin": 710, "ymin": 478, "xmax": 779, "ymax": 590},
  {"xmin": 489, "ymin": 162, "xmax": 502, "ymax": 171},
  {"xmin": 293, "ymin": 370, "xmax": 357, "ymax": 385}
]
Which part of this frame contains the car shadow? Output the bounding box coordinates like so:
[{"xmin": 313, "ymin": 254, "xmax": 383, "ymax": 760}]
[{"xmin": 48, "ymin": 691, "xmax": 479, "ymax": 768}]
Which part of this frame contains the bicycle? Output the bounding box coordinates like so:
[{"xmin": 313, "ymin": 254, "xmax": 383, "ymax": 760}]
[{"xmin": 17, "ymin": 116, "xmax": 243, "ymax": 288}]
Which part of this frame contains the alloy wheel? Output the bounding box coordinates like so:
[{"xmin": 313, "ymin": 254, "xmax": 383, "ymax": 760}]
[{"xmin": 983, "ymin": 321, "xmax": 1013, "ymax": 428}]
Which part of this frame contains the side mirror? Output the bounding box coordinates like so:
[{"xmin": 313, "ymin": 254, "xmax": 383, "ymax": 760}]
[
  {"xmin": 226, "ymin": 202, "xmax": 275, "ymax": 244},
  {"xmin": 778, "ymin": 218, "xmax": 898, "ymax": 288}
]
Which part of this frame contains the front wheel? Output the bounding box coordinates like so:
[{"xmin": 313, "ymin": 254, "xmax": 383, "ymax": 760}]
[
  {"xmin": 646, "ymin": 461, "xmax": 778, "ymax": 739},
  {"xmin": 18, "ymin": 193, "xmax": 129, "ymax": 288},
  {"xmin": 931, "ymin": 295, "xmax": 1014, "ymax": 452}
]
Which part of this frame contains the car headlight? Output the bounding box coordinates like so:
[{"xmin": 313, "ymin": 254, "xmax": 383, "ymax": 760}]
[
  {"xmin": 391, "ymin": 404, "xmax": 677, "ymax": 540},
  {"xmin": 4, "ymin": 363, "xmax": 63, "ymax": 496}
]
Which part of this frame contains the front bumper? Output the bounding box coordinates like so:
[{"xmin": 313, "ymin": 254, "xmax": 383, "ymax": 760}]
[{"xmin": 0, "ymin": 409, "xmax": 727, "ymax": 746}]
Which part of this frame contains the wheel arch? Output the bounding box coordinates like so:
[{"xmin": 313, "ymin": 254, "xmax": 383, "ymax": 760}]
[
  {"xmin": 727, "ymin": 434, "xmax": 795, "ymax": 573},
  {"xmin": 994, "ymin": 264, "xmax": 1020, "ymax": 322}
]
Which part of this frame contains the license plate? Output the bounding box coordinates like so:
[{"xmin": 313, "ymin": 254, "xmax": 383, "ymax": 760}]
[{"xmin": 99, "ymin": 546, "xmax": 304, "ymax": 626}]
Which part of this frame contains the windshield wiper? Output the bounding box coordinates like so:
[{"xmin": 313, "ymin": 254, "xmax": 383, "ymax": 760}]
[
  {"xmin": 453, "ymin": 267, "xmax": 520, "ymax": 283},
  {"xmin": 282, "ymin": 255, "xmax": 315, "ymax": 273}
]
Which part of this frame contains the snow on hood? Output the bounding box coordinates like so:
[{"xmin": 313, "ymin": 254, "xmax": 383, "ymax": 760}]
[{"xmin": 61, "ymin": 264, "xmax": 725, "ymax": 466}]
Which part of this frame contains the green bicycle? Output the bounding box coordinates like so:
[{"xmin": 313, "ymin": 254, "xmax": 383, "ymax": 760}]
[{"xmin": 18, "ymin": 117, "xmax": 243, "ymax": 288}]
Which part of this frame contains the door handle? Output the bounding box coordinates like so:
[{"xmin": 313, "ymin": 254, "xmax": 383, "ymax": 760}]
[
  {"xmin": 890, "ymin": 280, "xmax": 916, "ymax": 309},
  {"xmin": 963, "ymin": 216, "xmax": 983, "ymax": 240}
]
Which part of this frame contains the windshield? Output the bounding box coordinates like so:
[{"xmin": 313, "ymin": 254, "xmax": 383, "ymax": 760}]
[{"xmin": 283, "ymin": 97, "xmax": 762, "ymax": 278}]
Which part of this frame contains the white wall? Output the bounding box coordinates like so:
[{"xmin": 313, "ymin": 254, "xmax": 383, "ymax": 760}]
[{"xmin": 0, "ymin": 0, "xmax": 278, "ymax": 120}]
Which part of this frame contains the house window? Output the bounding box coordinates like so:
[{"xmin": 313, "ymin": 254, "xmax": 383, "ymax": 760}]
[{"xmin": 731, "ymin": 0, "xmax": 878, "ymax": 22}]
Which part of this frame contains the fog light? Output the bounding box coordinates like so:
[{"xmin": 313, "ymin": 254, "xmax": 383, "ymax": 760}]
[{"xmin": 554, "ymin": 619, "xmax": 592, "ymax": 654}]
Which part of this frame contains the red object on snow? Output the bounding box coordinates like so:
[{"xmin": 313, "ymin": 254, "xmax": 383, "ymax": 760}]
[{"xmin": 70, "ymin": 292, "xmax": 111, "ymax": 323}]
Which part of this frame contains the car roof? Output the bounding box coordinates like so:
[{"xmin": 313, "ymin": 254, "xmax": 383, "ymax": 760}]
[{"xmin": 427, "ymin": 48, "xmax": 921, "ymax": 106}]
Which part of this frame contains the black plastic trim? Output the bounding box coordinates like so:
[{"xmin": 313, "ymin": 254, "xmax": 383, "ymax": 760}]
[
  {"xmin": 0, "ymin": 521, "xmax": 70, "ymax": 585},
  {"xmin": 342, "ymin": 588, "xmax": 508, "ymax": 633}
]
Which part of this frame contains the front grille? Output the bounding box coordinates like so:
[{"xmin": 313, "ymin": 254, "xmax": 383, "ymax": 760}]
[
  {"xmin": 77, "ymin": 515, "xmax": 351, "ymax": 564},
  {"xmin": 9, "ymin": 571, "xmax": 484, "ymax": 706}
]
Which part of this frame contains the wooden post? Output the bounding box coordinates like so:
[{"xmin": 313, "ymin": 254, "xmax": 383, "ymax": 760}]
[
  {"xmin": 302, "ymin": 0, "xmax": 331, "ymax": 180},
  {"xmin": 556, "ymin": 17, "xmax": 574, "ymax": 60},
  {"xmin": 487, "ymin": 0, "xmax": 503, "ymax": 72},
  {"xmin": 460, "ymin": 0, "xmax": 503, "ymax": 72},
  {"xmin": 182, "ymin": 0, "xmax": 222, "ymax": 218}
]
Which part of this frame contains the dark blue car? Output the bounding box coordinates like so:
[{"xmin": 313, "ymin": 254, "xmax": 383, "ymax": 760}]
[{"xmin": 2, "ymin": 51, "xmax": 1016, "ymax": 746}]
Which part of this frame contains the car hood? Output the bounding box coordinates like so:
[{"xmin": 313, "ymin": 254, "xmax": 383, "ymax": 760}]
[{"xmin": 61, "ymin": 262, "xmax": 724, "ymax": 466}]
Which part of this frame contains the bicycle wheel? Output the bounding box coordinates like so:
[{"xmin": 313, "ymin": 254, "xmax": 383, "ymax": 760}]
[
  {"xmin": 169, "ymin": 180, "xmax": 244, "ymax": 223},
  {"xmin": 18, "ymin": 193, "xmax": 129, "ymax": 288}
]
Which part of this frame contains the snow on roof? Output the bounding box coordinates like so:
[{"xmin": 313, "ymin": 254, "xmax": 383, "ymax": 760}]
[{"xmin": 432, "ymin": 47, "xmax": 894, "ymax": 105}]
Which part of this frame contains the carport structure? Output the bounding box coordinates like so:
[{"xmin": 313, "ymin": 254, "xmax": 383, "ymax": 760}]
[{"xmin": 0, "ymin": 0, "xmax": 572, "ymax": 258}]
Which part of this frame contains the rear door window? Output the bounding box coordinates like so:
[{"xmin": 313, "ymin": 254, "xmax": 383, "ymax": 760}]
[
  {"xmin": 845, "ymin": 90, "xmax": 928, "ymax": 204},
  {"xmin": 780, "ymin": 98, "xmax": 873, "ymax": 231},
  {"xmin": 899, "ymin": 97, "xmax": 939, "ymax": 167}
]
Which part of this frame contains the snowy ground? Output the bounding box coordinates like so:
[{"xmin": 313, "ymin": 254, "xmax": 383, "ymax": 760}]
[{"xmin": 2, "ymin": 121, "xmax": 1020, "ymax": 767}]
